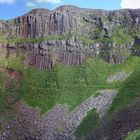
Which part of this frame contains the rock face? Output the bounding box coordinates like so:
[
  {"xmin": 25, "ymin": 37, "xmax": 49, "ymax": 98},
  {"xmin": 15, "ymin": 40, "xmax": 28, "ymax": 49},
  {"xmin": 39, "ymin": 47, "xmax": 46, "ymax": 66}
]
[{"xmin": 0, "ymin": 6, "xmax": 140, "ymax": 69}]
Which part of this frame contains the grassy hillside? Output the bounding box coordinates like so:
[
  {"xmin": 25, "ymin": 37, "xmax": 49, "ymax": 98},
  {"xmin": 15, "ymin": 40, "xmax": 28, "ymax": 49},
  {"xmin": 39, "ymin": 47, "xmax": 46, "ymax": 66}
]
[
  {"xmin": 18, "ymin": 56, "xmax": 140, "ymax": 113},
  {"xmin": 19, "ymin": 58, "xmax": 111, "ymax": 112},
  {"xmin": 110, "ymin": 57, "xmax": 140, "ymax": 113},
  {"xmin": 74, "ymin": 109, "xmax": 99, "ymax": 140},
  {"xmin": 125, "ymin": 129, "xmax": 140, "ymax": 140},
  {"xmin": 0, "ymin": 56, "xmax": 140, "ymax": 139}
]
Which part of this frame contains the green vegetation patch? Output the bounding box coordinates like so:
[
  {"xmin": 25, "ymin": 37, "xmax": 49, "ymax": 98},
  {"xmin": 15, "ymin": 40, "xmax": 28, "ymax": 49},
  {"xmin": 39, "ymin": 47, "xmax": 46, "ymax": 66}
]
[
  {"xmin": 134, "ymin": 45, "xmax": 140, "ymax": 50},
  {"xmin": 0, "ymin": 125, "xmax": 4, "ymax": 132},
  {"xmin": 0, "ymin": 74, "xmax": 19, "ymax": 120},
  {"xmin": 19, "ymin": 58, "xmax": 112, "ymax": 112},
  {"xmin": 1, "ymin": 56, "xmax": 140, "ymax": 138},
  {"xmin": 125, "ymin": 129, "xmax": 140, "ymax": 140},
  {"xmin": 7, "ymin": 34, "xmax": 72, "ymax": 44},
  {"xmin": 111, "ymin": 26, "xmax": 133, "ymax": 45},
  {"xmin": 78, "ymin": 35, "xmax": 96, "ymax": 45},
  {"xmin": 0, "ymin": 31, "xmax": 7, "ymax": 44},
  {"xmin": 110, "ymin": 57, "xmax": 140, "ymax": 113},
  {"xmin": 92, "ymin": 27, "xmax": 102, "ymax": 39},
  {"xmin": 1, "ymin": 56, "xmax": 140, "ymax": 114},
  {"xmin": 74, "ymin": 109, "xmax": 99, "ymax": 140}
]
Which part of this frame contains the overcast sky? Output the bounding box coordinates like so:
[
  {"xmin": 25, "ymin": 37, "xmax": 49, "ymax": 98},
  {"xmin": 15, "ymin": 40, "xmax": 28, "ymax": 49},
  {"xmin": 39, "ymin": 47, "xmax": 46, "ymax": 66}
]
[{"xmin": 0, "ymin": 0, "xmax": 140, "ymax": 19}]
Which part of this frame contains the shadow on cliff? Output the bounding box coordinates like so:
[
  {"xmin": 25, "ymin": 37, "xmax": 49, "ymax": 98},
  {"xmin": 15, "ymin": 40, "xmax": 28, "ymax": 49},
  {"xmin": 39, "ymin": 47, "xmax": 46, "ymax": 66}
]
[{"xmin": 86, "ymin": 101, "xmax": 140, "ymax": 140}]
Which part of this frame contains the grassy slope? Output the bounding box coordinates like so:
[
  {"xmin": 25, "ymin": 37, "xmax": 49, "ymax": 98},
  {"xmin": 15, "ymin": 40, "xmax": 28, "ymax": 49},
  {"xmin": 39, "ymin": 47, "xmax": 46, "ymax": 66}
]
[
  {"xmin": 110, "ymin": 57, "xmax": 140, "ymax": 113},
  {"xmin": 19, "ymin": 58, "xmax": 112, "ymax": 112},
  {"xmin": 74, "ymin": 109, "xmax": 99, "ymax": 140},
  {"xmin": 74, "ymin": 57, "xmax": 140, "ymax": 139},
  {"xmin": 125, "ymin": 129, "xmax": 140, "ymax": 140},
  {"xmin": 0, "ymin": 56, "xmax": 140, "ymax": 139}
]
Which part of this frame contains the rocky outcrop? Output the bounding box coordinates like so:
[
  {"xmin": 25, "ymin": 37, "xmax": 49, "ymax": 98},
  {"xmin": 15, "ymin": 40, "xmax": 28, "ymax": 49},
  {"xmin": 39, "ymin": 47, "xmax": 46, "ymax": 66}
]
[
  {"xmin": 0, "ymin": 6, "xmax": 140, "ymax": 69},
  {"xmin": 133, "ymin": 36, "xmax": 140, "ymax": 55},
  {"xmin": 107, "ymin": 71, "xmax": 131, "ymax": 83},
  {"xmin": 0, "ymin": 6, "xmax": 81, "ymax": 38}
]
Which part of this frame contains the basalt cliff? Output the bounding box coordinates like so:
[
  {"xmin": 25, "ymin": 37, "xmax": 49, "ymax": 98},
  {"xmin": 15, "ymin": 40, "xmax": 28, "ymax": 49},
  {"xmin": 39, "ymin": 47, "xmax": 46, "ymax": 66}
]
[
  {"xmin": 1, "ymin": 5, "xmax": 140, "ymax": 140},
  {"xmin": 0, "ymin": 5, "xmax": 140, "ymax": 69}
]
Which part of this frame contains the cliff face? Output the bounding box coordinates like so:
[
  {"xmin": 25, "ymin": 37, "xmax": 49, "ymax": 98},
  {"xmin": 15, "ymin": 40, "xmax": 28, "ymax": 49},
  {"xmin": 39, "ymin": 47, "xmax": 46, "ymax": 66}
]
[{"xmin": 0, "ymin": 5, "xmax": 140, "ymax": 69}]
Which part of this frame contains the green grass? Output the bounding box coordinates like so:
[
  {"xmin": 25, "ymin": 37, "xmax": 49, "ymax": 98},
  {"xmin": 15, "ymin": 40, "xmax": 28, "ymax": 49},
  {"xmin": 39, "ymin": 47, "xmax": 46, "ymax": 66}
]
[
  {"xmin": 0, "ymin": 31, "xmax": 7, "ymax": 44},
  {"xmin": 73, "ymin": 57, "xmax": 140, "ymax": 138},
  {"xmin": 19, "ymin": 58, "xmax": 112, "ymax": 112},
  {"xmin": 74, "ymin": 109, "xmax": 99, "ymax": 140},
  {"xmin": 7, "ymin": 34, "xmax": 72, "ymax": 44},
  {"xmin": 0, "ymin": 74, "xmax": 19, "ymax": 119},
  {"xmin": 134, "ymin": 45, "xmax": 140, "ymax": 50},
  {"xmin": 110, "ymin": 57, "xmax": 140, "ymax": 113},
  {"xmin": 1, "ymin": 56, "xmax": 140, "ymax": 138},
  {"xmin": 77, "ymin": 25, "xmax": 134, "ymax": 46},
  {"xmin": 1, "ymin": 56, "xmax": 140, "ymax": 113},
  {"xmin": 125, "ymin": 129, "xmax": 140, "ymax": 140},
  {"xmin": 92, "ymin": 27, "xmax": 102, "ymax": 39},
  {"xmin": 0, "ymin": 125, "xmax": 4, "ymax": 132},
  {"xmin": 111, "ymin": 26, "xmax": 133, "ymax": 45},
  {"xmin": 78, "ymin": 35, "xmax": 96, "ymax": 45},
  {"xmin": 0, "ymin": 33, "xmax": 73, "ymax": 44},
  {"xmin": 0, "ymin": 26, "xmax": 134, "ymax": 46}
]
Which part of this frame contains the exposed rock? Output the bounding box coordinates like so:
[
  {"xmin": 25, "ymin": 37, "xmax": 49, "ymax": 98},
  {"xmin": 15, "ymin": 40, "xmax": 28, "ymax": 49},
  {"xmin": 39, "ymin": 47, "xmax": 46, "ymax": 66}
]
[
  {"xmin": 0, "ymin": 6, "xmax": 140, "ymax": 69},
  {"xmin": 107, "ymin": 71, "xmax": 131, "ymax": 83},
  {"xmin": 0, "ymin": 102, "xmax": 41, "ymax": 140},
  {"xmin": 40, "ymin": 104, "xmax": 70, "ymax": 140},
  {"xmin": 133, "ymin": 36, "xmax": 140, "ymax": 56}
]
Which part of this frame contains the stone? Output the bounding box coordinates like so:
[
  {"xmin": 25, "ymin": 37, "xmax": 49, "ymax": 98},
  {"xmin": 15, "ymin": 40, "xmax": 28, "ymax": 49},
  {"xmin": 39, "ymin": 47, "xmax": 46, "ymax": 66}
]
[
  {"xmin": 0, "ymin": 6, "xmax": 140, "ymax": 69},
  {"xmin": 107, "ymin": 71, "xmax": 131, "ymax": 83}
]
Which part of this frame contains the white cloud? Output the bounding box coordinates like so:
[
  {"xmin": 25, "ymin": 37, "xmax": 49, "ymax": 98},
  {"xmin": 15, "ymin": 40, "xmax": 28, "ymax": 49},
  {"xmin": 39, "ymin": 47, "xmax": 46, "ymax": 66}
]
[
  {"xmin": 0, "ymin": 0, "xmax": 16, "ymax": 4},
  {"xmin": 36, "ymin": 0, "xmax": 62, "ymax": 4},
  {"xmin": 26, "ymin": 0, "xmax": 62, "ymax": 8},
  {"xmin": 26, "ymin": 1, "xmax": 36, "ymax": 7},
  {"xmin": 121, "ymin": 0, "xmax": 140, "ymax": 9}
]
